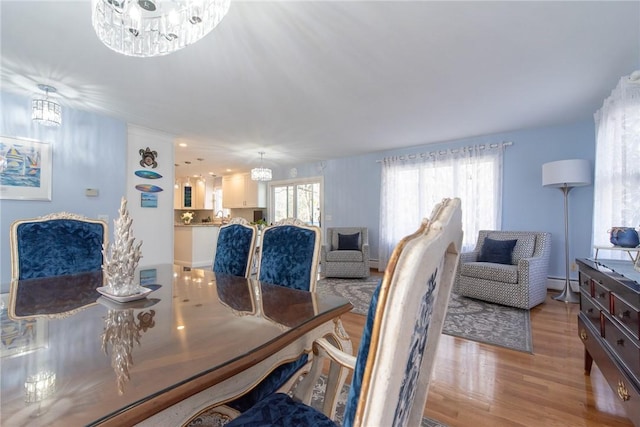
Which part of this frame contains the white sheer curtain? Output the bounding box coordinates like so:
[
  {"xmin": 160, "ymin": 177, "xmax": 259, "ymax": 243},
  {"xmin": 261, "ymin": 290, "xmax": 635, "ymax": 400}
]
[
  {"xmin": 378, "ymin": 145, "xmax": 504, "ymax": 270},
  {"xmin": 592, "ymin": 72, "xmax": 640, "ymax": 258}
]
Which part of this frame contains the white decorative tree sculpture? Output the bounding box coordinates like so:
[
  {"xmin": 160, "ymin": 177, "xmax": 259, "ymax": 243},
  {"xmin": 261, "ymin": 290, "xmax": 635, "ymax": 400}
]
[{"xmin": 102, "ymin": 197, "xmax": 143, "ymax": 296}]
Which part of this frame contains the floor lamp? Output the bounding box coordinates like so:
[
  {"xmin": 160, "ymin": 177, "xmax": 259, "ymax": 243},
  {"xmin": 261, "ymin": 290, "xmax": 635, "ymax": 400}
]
[{"xmin": 542, "ymin": 159, "xmax": 591, "ymax": 303}]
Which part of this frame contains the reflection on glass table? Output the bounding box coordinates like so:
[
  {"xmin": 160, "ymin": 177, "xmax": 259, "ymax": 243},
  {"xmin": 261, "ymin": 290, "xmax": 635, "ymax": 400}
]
[
  {"xmin": 0, "ymin": 264, "xmax": 352, "ymax": 426},
  {"xmin": 99, "ymin": 297, "xmax": 159, "ymax": 395}
]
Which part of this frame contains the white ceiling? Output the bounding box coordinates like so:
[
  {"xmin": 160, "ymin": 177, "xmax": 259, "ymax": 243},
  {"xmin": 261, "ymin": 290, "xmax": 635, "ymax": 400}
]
[{"xmin": 1, "ymin": 1, "xmax": 638, "ymax": 178}]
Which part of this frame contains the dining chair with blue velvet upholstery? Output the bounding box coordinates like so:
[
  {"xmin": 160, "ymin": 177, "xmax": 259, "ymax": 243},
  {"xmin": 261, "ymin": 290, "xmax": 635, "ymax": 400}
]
[
  {"xmin": 224, "ymin": 218, "xmax": 322, "ymax": 413},
  {"xmin": 256, "ymin": 218, "xmax": 321, "ymax": 292},
  {"xmin": 10, "ymin": 212, "xmax": 108, "ymax": 281},
  {"xmin": 226, "ymin": 198, "xmax": 463, "ymax": 427},
  {"xmin": 213, "ymin": 218, "xmax": 257, "ymax": 278}
]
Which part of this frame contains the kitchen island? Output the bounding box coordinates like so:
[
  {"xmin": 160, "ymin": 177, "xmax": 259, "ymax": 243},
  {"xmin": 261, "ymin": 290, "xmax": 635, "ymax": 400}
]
[{"xmin": 174, "ymin": 224, "xmax": 220, "ymax": 268}]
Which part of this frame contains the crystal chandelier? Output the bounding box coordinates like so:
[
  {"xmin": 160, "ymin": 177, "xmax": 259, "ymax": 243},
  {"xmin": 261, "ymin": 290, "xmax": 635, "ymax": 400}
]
[
  {"xmin": 251, "ymin": 152, "xmax": 272, "ymax": 182},
  {"xmin": 32, "ymin": 84, "xmax": 61, "ymax": 127},
  {"xmin": 91, "ymin": 0, "xmax": 231, "ymax": 57}
]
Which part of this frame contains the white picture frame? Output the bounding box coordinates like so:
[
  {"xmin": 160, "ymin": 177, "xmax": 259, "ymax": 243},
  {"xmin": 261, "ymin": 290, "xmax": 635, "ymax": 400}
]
[{"xmin": 0, "ymin": 136, "xmax": 52, "ymax": 201}]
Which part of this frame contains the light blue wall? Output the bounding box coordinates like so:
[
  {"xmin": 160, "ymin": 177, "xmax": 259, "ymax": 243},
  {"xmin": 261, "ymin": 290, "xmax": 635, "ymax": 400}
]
[
  {"xmin": 273, "ymin": 120, "xmax": 595, "ymax": 280},
  {"xmin": 0, "ymin": 91, "xmax": 127, "ymax": 289},
  {"xmin": 0, "ymin": 87, "xmax": 596, "ymax": 284}
]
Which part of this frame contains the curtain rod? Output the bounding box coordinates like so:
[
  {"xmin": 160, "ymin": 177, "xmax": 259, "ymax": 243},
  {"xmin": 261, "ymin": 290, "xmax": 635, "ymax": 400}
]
[{"xmin": 376, "ymin": 141, "xmax": 513, "ymax": 163}]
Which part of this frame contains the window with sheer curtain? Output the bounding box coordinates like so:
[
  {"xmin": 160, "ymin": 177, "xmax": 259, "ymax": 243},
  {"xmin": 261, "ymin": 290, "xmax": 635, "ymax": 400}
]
[
  {"xmin": 378, "ymin": 145, "xmax": 506, "ymax": 270},
  {"xmin": 592, "ymin": 72, "xmax": 640, "ymax": 258}
]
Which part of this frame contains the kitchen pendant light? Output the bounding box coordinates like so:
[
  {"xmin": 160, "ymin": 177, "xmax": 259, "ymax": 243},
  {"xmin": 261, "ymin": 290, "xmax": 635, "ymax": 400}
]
[{"xmin": 251, "ymin": 152, "xmax": 272, "ymax": 182}]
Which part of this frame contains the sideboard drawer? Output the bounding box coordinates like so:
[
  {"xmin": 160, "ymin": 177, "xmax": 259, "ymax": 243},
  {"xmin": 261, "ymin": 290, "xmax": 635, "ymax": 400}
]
[
  {"xmin": 579, "ymin": 270, "xmax": 592, "ymax": 293},
  {"xmin": 592, "ymin": 279, "xmax": 611, "ymax": 312},
  {"xmin": 604, "ymin": 316, "xmax": 640, "ymax": 381},
  {"xmin": 612, "ymin": 294, "xmax": 640, "ymax": 340},
  {"xmin": 581, "ymin": 292, "xmax": 602, "ymax": 334}
]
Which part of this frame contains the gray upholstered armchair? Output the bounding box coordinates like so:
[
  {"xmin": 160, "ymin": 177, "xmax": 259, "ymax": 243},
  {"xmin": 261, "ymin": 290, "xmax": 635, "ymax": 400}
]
[
  {"xmin": 454, "ymin": 230, "xmax": 551, "ymax": 309},
  {"xmin": 321, "ymin": 227, "xmax": 370, "ymax": 278}
]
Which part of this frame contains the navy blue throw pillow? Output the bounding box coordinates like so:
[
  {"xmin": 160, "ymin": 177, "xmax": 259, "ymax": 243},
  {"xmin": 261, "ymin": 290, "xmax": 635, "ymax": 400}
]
[
  {"xmin": 338, "ymin": 232, "xmax": 360, "ymax": 250},
  {"xmin": 478, "ymin": 237, "xmax": 517, "ymax": 265}
]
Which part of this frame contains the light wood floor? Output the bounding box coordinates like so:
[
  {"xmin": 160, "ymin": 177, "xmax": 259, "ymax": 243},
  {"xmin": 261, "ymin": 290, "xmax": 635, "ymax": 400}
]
[{"xmin": 338, "ymin": 290, "xmax": 634, "ymax": 427}]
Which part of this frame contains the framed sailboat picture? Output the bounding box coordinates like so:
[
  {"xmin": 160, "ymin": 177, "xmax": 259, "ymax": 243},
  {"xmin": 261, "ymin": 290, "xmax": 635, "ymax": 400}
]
[{"xmin": 0, "ymin": 136, "xmax": 52, "ymax": 201}]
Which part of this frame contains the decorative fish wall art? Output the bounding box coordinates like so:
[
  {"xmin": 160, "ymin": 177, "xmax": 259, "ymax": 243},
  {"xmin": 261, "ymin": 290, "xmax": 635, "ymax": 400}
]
[
  {"xmin": 135, "ymin": 184, "xmax": 163, "ymax": 193},
  {"xmin": 135, "ymin": 170, "xmax": 162, "ymax": 179}
]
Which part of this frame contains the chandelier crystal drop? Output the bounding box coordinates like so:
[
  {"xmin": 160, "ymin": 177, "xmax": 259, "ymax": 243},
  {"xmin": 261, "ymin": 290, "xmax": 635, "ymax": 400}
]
[
  {"xmin": 251, "ymin": 152, "xmax": 272, "ymax": 182},
  {"xmin": 32, "ymin": 84, "xmax": 61, "ymax": 127},
  {"xmin": 91, "ymin": 0, "xmax": 231, "ymax": 57}
]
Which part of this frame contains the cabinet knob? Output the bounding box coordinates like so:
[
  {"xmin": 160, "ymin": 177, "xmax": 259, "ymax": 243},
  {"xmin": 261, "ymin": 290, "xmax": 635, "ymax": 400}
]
[
  {"xmin": 598, "ymin": 292, "xmax": 606, "ymax": 299},
  {"xmin": 580, "ymin": 329, "xmax": 588, "ymax": 341},
  {"xmin": 617, "ymin": 380, "xmax": 630, "ymax": 401},
  {"xmin": 587, "ymin": 308, "xmax": 594, "ymax": 314},
  {"xmin": 616, "ymin": 339, "xmax": 625, "ymax": 347}
]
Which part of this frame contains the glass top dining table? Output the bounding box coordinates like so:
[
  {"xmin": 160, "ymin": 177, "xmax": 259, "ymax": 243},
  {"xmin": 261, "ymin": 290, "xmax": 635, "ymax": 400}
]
[{"xmin": 0, "ymin": 264, "xmax": 352, "ymax": 426}]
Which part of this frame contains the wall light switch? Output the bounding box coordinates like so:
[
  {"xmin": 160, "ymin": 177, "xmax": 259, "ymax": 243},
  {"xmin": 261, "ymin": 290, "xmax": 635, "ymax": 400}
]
[{"xmin": 85, "ymin": 188, "xmax": 99, "ymax": 197}]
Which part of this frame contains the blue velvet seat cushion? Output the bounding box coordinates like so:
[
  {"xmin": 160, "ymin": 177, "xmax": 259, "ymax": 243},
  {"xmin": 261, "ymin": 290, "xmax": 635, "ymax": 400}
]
[
  {"xmin": 214, "ymin": 225, "xmax": 254, "ymax": 277},
  {"xmin": 16, "ymin": 219, "xmax": 104, "ymax": 279},
  {"xmin": 342, "ymin": 279, "xmax": 381, "ymax": 427},
  {"xmin": 258, "ymin": 225, "xmax": 317, "ymax": 291},
  {"xmin": 227, "ymin": 354, "xmax": 308, "ymax": 413},
  {"xmin": 478, "ymin": 237, "xmax": 517, "ymax": 265},
  {"xmin": 226, "ymin": 392, "xmax": 337, "ymax": 427}
]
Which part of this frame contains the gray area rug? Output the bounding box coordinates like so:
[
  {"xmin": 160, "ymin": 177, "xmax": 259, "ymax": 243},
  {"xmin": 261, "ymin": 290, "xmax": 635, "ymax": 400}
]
[
  {"xmin": 311, "ymin": 375, "xmax": 447, "ymax": 427},
  {"xmin": 317, "ymin": 277, "xmax": 533, "ymax": 353}
]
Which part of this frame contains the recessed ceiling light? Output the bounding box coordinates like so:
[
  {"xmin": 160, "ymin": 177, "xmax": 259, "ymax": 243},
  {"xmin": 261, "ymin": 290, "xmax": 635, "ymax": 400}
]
[
  {"xmin": 184, "ymin": 161, "xmax": 191, "ymax": 164},
  {"xmin": 208, "ymin": 172, "xmax": 215, "ymax": 176},
  {"xmin": 179, "ymin": 143, "xmax": 187, "ymax": 147},
  {"xmin": 197, "ymin": 158, "xmax": 204, "ymax": 161}
]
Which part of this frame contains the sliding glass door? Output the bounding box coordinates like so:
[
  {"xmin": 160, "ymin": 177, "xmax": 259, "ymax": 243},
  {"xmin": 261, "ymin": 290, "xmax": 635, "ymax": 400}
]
[{"xmin": 270, "ymin": 178, "xmax": 322, "ymax": 226}]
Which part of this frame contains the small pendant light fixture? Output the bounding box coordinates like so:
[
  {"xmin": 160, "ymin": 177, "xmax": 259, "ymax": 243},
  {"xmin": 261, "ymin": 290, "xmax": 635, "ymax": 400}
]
[
  {"xmin": 32, "ymin": 84, "xmax": 62, "ymax": 127},
  {"xmin": 251, "ymin": 151, "xmax": 272, "ymax": 182}
]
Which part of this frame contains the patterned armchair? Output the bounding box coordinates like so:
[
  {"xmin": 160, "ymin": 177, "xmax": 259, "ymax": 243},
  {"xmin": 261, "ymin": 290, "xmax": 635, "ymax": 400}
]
[
  {"xmin": 321, "ymin": 227, "xmax": 370, "ymax": 278},
  {"xmin": 10, "ymin": 212, "xmax": 107, "ymax": 280},
  {"xmin": 226, "ymin": 198, "xmax": 462, "ymax": 427},
  {"xmin": 454, "ymin": 230, "xmax": 551, "ymax": 309}
]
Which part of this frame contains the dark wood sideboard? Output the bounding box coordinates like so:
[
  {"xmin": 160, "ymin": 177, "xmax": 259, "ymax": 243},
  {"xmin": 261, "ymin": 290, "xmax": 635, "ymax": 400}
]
[{"xmin": 577, "ymin": 258, "xmax": 640, "ymax": 427}]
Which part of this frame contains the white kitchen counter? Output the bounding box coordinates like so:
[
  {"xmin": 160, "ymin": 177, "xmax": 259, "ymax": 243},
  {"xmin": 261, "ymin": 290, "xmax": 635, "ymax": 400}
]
[{"xmin": 174, "ymin": 224, "xmax": 220, "ymax": 268}]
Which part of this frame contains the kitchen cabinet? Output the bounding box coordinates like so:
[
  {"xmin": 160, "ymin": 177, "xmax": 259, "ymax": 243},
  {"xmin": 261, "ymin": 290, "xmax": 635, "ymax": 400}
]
[
  {"xmin": 222, "ymin": 173, "xmax": 266, "ymax": 208},
  {"xmin": 177, "ymin": 181, "xmax": 206, "ymax": 209},
  {"xmin": 174, "ymin": 184, "xmax": 181, "ymax": 209}
]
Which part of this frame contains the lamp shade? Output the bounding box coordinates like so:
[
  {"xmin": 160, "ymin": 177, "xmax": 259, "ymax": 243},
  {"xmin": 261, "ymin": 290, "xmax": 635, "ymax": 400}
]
[{"xmin": 542, "ymin": 159, "xmax": 591, "ymax": 188}]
